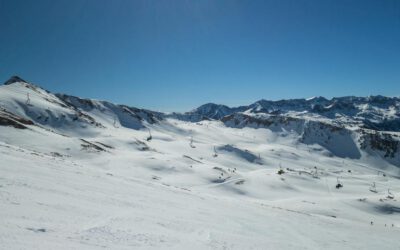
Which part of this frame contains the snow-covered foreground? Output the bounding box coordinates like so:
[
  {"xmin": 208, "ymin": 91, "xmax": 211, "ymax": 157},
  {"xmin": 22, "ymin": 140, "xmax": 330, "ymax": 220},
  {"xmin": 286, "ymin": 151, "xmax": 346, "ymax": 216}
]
[
  {"xmin": 1, "ymin": 78, "xmax": 400, "ymax": 249},
  {"xmin": 1, "ymin": 118, "xmax": 400, "ymax": 249}
]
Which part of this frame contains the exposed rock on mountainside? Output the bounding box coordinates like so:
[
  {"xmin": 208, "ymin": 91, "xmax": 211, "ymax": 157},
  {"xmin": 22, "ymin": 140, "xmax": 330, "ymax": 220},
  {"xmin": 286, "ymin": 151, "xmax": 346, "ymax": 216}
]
[
  {"xmin": 3, "ymin": 75, "xmax": 28, "ymax": 85},
  {"xmin": 0, "ymin": 108, "xmax": 34, "ymax": 129},
  {"xmin": 0, "ymin": 77, "xmax": 162, "ymax": 133},
  {"xmin": 183, "ymin": 95, "xmax": 400, "ymax": 133},
  {"xmin": 360, "ymin": 131, "xmax": 400, "ymax": 160}
]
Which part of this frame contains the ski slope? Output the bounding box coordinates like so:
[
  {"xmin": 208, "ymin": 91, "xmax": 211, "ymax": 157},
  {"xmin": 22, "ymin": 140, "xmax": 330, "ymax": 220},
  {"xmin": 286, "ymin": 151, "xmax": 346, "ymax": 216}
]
[{"xmin": 1, "ymin": 78, "xmax": 400, "ymax": 249}]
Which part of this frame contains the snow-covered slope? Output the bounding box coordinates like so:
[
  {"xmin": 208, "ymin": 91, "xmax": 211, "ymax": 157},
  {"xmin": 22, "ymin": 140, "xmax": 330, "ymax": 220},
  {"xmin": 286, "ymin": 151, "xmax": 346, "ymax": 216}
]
[
  {"xmin": 221, "ymin": 112, "xmax": 400, "ymax": 166},
  {"xmin": 1, "ymin": 76, "xmax": 400, "ymax": 249},
  {"xmin": 0, "ymin": 77, "xmax": 162, "ymax": 136}
]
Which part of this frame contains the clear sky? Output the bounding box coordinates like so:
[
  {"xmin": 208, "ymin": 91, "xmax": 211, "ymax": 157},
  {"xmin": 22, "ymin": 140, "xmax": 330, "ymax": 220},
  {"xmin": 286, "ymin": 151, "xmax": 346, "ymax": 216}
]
[{"xmin": 1, "ymin": 0, "xmax": 399, "ymax": 111}]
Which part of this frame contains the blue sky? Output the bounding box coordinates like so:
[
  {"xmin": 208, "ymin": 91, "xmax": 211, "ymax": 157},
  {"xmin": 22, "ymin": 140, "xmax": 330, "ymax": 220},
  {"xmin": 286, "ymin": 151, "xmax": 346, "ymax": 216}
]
[{"xmin": 1, "ymin": 0, "xmax": 399, "ymax": 111}]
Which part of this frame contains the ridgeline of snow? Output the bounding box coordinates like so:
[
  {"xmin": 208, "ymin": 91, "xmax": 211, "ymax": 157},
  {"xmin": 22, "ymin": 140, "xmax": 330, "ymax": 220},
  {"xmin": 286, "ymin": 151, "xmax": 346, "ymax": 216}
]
[
  {"xmin": 178, "ymin": 95, "xmax": 400, "ymax": 132},
  {"xmin": 1, "ymin": 76, "xmax": 400, "ymax": 249}
]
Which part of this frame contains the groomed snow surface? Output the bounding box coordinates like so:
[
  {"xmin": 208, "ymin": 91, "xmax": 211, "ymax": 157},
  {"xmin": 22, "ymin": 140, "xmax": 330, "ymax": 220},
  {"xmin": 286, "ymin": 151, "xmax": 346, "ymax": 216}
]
[
  {"xmin": 1, "ymin": 120, "xmax": 399, "ymax": 249},
  {"xmin": 0, "ymin": 81, "xmax": 400, "ymax": 249}
]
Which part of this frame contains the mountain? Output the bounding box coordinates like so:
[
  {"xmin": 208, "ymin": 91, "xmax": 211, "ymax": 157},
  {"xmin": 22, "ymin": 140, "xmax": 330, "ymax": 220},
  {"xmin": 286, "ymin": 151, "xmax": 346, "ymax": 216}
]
[
  {"xmin": 0, "ymin": 77, "xmax": 162, "ymax": 135},
  {"xmin": 183, "ymin": 96, "xmax": 400, "ymax": 132},
  {"xmin": 1, "ymin": 76, "xmax": 400, "ymax": 249},
  {"xmin": 3, "ymin": 75, "xmax": 28, "ymax": 85},
  {"xmin": 169, "ymin": 103, "xmax": 243, "ymax": 121}
]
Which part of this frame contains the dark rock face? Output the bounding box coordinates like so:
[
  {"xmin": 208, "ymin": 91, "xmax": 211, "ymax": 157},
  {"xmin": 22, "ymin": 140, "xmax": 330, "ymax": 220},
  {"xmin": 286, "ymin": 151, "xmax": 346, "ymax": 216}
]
[
  {"xmin": 360, "ymin": 131, "xmax": 399, "ymax": 158},
  {"xmin": 3, "ymin": 76, "xmax": 27, "ymax": 85},
  {"xmin": 0, "ymin": 108, "xmax": 34, "ymax": 129},
  {"xmin": 221, "ymin": 113, "xmax": 302, "ymax": 131},
  {"xmin": 362, "ymin": 119, "xmax": 400, "ymax": 132}
]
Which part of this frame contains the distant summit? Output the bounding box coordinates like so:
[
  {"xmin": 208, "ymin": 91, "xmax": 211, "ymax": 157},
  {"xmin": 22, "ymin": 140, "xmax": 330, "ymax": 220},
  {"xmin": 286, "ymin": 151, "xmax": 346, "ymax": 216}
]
[{"xmin": 3, "ymin": 75, "xmax": 28, "ymax": 85}]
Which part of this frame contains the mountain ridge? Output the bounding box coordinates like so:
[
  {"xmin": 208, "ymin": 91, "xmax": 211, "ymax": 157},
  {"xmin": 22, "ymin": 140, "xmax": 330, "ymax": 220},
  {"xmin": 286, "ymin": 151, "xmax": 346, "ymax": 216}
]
[{"xmin": 4, "ymin": 76, "xmax": 399, "ymax": 121}]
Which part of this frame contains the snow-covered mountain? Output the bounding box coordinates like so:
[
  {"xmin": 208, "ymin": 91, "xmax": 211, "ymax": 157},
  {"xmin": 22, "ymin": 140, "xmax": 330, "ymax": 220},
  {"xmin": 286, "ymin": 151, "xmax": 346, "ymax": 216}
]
[
  {"xmin": 180, "ymin": 95, "xmax": 400, "ymax": 132},
  {"xmin": 172, "ymin": 93, "xmax": 400, "ymax": 167},
  {"xmin": 0, "ymin": 76, "xmax": 162, "ymax": 134},
  {"xmin": 1, "ymin": 76, "xmax": 400, "ymax": 249}
]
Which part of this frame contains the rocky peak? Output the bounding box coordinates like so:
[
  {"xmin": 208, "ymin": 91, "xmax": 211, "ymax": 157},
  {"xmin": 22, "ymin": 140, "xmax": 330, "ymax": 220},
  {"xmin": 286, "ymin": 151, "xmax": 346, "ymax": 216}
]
[{"xmin": 3, "ymin": 75, "xmax": 28, "ymax": 85}]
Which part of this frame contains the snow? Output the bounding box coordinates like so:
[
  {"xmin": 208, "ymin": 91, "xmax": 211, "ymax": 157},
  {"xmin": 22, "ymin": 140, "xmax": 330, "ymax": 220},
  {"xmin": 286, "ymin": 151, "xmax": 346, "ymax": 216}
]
[{"xmin": 1, "ymin": 80, "xmax": 400, "ymax": 249}]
